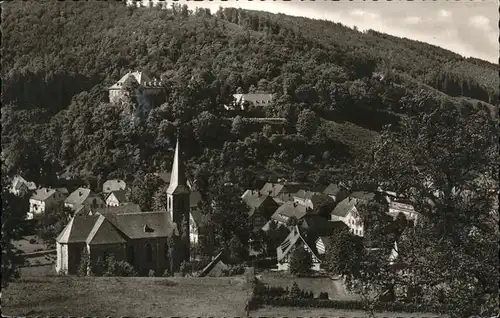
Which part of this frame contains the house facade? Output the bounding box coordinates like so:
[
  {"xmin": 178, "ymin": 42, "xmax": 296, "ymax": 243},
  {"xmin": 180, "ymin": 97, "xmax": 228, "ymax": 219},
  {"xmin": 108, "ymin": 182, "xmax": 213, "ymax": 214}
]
[
  {"xmin": 106, "ymin": 190, "xmax": 127, "ymax": 207},
  {"xmin": 28, "ymin": 188, "xmax": 67, "ymax": 220},
  {"xmin": 276, "ymin": 226, "xmax": 321, "ymax": 271},
  {"xmin": 242, "ymin": 190, "xmax": 280, "ymax": 230},
  {"xmin": 330, "ymin": 194, "xmax": 371, "ymax": 237}
]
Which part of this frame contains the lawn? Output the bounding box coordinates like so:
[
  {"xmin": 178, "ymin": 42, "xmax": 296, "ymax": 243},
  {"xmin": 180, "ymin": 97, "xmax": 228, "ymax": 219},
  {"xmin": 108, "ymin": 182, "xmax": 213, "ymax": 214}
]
[
  {"xmin": 2, "ymin": 276, "xmax": 252, "ymax": 317},
  {"xmin": 13, "ymin": 236, "xmax": 46, "ymax": 254},
  {"xmin": 257, "ymin": 271, "xmax": 360, "ymax": 301},
  {"xmin": 252, "ymin": 306, "xmax": 446, "ymax": 317}
]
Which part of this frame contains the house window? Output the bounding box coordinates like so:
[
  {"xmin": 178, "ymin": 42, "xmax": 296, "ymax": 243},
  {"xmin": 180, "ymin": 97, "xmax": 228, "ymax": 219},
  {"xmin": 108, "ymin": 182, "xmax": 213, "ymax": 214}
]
[{"xmin": 145, "ymin": 243, "xmax": 153, "ymax": 262}]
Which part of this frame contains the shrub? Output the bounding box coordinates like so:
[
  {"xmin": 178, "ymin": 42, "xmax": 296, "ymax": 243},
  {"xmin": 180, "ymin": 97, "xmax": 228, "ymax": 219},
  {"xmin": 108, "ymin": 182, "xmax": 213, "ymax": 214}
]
[
  {"xmin": 222, "ymin": 264, "xmax": 245, "ymax": 276},
  {"xmin": 29, "ymin": 238, "xmax": 37, "ymax": 244},
  {"xmin": 289, "ymin": 245, "xmax": 312, "ymax": 275},
  {"xmin": 148, "ymin": 269, "xmax": 156, "ymax": 277},
  {"xmin": 162, "ymin": 268, "xmax": 172, "ymax": 277},
  {"xmin": 179, "ymin": 261, "xmax": 191, "ymax": 276},
  {"xmin": 290, "ymin": 281, "xmax": 301, "ymax": 299},
  {"xmin": 318, "ymin": 292, "xmax": 329, "ymax": 299},
  {"xmin": 92, "ymin": 254, "xmax": 137, "ymax": 277},
  {"xmin": 78, "ymin": 248, "xmax": 90, "ymax": 276}
]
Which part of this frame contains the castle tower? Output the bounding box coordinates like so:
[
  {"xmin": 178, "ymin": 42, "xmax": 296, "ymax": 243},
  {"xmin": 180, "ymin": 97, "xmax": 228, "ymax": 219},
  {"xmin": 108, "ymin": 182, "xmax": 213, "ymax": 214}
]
[{"xmin": 166, "ymin": 136, "xmax": 191, "ymax": 262}]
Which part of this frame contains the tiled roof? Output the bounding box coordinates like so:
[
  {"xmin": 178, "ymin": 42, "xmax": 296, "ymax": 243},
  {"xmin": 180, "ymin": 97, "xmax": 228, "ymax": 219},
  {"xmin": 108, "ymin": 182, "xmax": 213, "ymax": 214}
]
[
  {"xmin": 331, "ymin": 197, "xmax": 357, "ymax": 217},
  {"xmin": 93, "ymin": 203, "xmax": 142, "ymax": 215},
  {"xmin": 64, "ymin": 188, "xmax": 91, "ymax": 206},
  {"xmin": 272, "ymin": 201, "xmax": 307, "ymax": 223},
  {"xmin": 300, "ymin": 216, "xmax": 346, "ymax": 237},
  {"xmin": 103, "ymin": 179, "xmax": 126, "ymax": 193},
  {"xmin": 323, "ymin": 183, "xmax": 342, "ymax": 196},
  {"xmin": 277, "ymin": 226, "xmax": 319, "ymax": 262},
  {"xmin": 108, "ymin": 190, "xmax": 127, "ymax": 202},
  {"xmin": 56, "ymin": 215, "xmax": 100, "ymax": 243},
  {"xmin": 109, "ymin": 71, "xmax": 159, "ymax": 90},
  {"xmin": 86, "ymin": 215, "xmax": 127, "ymax": 245},
  {"xmin": 242, "ymin": 190, "xmax": 278, "ymax": 216},
  {"xmin": 100, "ymin": 211, "xmax": 177, "ymax": 239},
  {"xmin": 31, "ymin": 188, "xmax": 56, "ymax": 201}
]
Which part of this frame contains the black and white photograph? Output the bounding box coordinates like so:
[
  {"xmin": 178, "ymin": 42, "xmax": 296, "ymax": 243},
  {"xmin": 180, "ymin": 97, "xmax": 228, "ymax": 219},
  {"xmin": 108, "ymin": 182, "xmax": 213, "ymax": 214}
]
[{"xmin": 1, "ymin": 0, "xmax": 498, "ymax": 317}]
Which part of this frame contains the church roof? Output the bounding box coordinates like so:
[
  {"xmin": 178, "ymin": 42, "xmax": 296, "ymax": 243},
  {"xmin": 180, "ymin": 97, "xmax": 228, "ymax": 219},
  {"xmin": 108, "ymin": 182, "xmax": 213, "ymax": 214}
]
[
  {"xmin": 86, "ymin": 214, "xmax": 127, "ymax": 245},
  {"xmin": 167, "ymin": 138, "xmax": 190, "ymax": 195},
  {"xmin": 56, "ymin": 215, "xmax": 100, "ymax": 244},
  {"xmin": 101, "ymin": 211, "xmax": 177, "ymax": 239}
]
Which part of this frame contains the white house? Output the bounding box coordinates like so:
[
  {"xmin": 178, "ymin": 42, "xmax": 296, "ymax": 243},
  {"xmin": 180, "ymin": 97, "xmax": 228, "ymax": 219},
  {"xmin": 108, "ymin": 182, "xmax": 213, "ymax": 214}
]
[
  {"xmin": 105, "ymin": 190, "xmax": 127, "ymax": 207},
  {"xmin": 10, "ymin": 175, "xmax": 36, "ymax": 197},
  {"xmin": 108, "ymin": 71, "xmax": 164, "ymax": 106},
  {"xmin": 28, "ymin": 188, "xmax": 67, "ymax": 220},
  {"xmin": 102, "ymin": 179, "xmax": 127, "ymax": 194},
  {"xmin": 225, "ymin": 93, "xmax": 274, "ymax": 111},
  {"xmin": 330, "ymin": 193, "xmax": 375, "ymax": 237},
  {"xmin": 64, "ymin": 187, "xmax": 105, "ymax": 212},
  {"xmin": 276, "ymin": 225, "xmax": 321, "ymax": 271}
]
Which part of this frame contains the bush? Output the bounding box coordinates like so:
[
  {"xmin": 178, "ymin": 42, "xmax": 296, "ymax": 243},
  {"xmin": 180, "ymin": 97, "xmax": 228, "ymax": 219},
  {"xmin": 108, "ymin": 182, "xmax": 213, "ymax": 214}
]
[
  {"xmin": 221, "ymin": 264, "xmax": 245, "ymax": 276},
  {"xmin": 179, "ymin": 261, "xmax": 191, "ymax": 276},
  {"xmin": 289, "ymin": 245, "xmax": 312, "ymax": 275},
  {"xmin": 92, "ymin": 254, "xmax": 137, "ymax": 277},
  {"xmin": 318, "ymin": 292, "xmax": 329, "ymax": 299},
  {"xmin": 162, "ymin": 268, "xmax": 172, "ymax": 277},
  {"xmin": 290, "ymin": 281, "xmax": 301, "ymax": 298},
  {"xmin": 148, "ymin": 269, "xmax": 156, "ymax": 277},
  {"xmin": 29, "ymin": 238, "xmax": 37, "ymax": 244}
]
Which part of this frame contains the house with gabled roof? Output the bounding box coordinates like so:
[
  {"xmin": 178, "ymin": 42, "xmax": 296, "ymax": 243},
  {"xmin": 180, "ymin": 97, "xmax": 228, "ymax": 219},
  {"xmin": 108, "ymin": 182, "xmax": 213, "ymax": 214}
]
[
  {"xmin": 271, "ymin": 201, "xmax": 309, "ymax": 225},
  {"xmin": 102, "ymin": 179, "xmax": 126, "ymax": 194},
  {"xmin": 259, "ymin": 182, "xmax": 311, "ymax": 204},
  {"xmin": 322, "ymin": 182, "xmax": 349, "ymax": 202},
  {"xmin": 64, "ymin": 187, "xmax": 106, "ymax": 212},
  {"xmin": 276, "ymin": 225, "xmax": 322, "ymax": 271},
  {"xmin": 28, "ymin": 187, "xmax": 67, "ymax": 220},
  {"xmin": 293, "ymin": 190, "xmax": 334, "ymax": 211},
  {"xmin": 241, "ymin": 190, "xmax": 280, "ymax": 230},
  {"xmin": 106, "ymin": 190, "xmax": 128, "ymax": 207},
  {"xmin": 225, "ymin": 93, "xmax": 274, "ymax": 111}
]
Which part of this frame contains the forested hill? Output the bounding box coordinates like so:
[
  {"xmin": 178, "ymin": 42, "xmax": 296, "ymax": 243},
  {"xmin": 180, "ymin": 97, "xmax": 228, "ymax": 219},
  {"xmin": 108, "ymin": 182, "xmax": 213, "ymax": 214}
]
[{"xmin": 1, "ymin": 1, "xmax": 498, "ymax": 189}]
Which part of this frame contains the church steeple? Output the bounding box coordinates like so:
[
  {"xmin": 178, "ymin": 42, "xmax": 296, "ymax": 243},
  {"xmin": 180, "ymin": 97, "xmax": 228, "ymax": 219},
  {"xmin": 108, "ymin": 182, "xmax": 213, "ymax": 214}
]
[{"xmin": 166, "ymin": 137, "xmax": 190, "ymax": 195}]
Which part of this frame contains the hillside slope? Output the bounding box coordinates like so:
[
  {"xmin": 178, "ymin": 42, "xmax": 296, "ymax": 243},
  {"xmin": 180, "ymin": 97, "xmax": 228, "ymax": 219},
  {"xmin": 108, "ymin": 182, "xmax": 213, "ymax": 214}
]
[{"xmin": 1, "ymin": 1, "xmax": 497, "ymax": 187}]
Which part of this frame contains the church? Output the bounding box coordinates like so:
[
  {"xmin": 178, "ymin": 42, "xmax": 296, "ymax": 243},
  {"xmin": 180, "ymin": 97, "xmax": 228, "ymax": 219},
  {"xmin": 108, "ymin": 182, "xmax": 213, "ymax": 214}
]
[{"xmin": 55, "ymin": 138, "xmax": 193, "ymax": 276}]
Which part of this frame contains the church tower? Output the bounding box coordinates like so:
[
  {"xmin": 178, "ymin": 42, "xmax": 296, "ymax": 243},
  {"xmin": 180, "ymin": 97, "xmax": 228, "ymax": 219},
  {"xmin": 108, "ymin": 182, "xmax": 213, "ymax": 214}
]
[{"xmin": 166, "ymin": 137, "xmax": 191, "ymax": 262}]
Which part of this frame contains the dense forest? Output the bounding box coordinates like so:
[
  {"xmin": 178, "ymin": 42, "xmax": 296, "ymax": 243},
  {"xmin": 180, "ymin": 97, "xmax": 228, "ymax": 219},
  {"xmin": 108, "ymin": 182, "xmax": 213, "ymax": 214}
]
[{"xmin": 1, "ymin": 0, "xmax": 498, "ymax": 190}]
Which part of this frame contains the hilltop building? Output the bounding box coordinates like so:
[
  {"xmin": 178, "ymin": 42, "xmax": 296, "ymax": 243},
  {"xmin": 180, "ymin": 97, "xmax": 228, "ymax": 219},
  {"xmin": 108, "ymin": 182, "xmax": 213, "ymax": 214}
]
[{"xmin": 108, "ymin": 71, "xmax": 165, "ymax": 109}]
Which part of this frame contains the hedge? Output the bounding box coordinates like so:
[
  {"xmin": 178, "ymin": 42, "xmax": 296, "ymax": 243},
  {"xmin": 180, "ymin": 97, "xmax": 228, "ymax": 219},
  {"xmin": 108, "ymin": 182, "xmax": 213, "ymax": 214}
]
[{"xmin": 250, "ymin": 296, "xmax": 436, "ymax": 313}]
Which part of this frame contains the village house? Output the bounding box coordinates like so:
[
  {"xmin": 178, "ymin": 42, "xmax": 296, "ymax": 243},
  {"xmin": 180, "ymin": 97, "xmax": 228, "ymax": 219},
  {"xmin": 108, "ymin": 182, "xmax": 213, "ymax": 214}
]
[
  {"xmin": 10, "ymin": 175, "xmax": 37, "ymax": 197},
  {"xmin": 106, "ymin": 190, "xmax": 128, "ymax": 207},
  {"xmin": 224, "ymin": 93, "xmax": 274, "ymax": 111},
  {"xmin": 102, "ymin": 179, "xmax": 126, "ymax": 194},
  {"xmin": 271, "ymin": 201, "xmax": 309, "ymax": 226},
  {"xmin": 56, "ymin": 138, "xmax": 193, "ymax": 275},
  {"xmin": 241, "ymin": 190, "xmax": 280, "ymax": 230},
  {"xmin": 276, "ymin": 225, "xmax": 322, "ymax": 271},
  {"xmin": 322, "ymin": 182, "xmax": 350, "ymax": 203},
  {"xmin": 260, "ymin": 181, "xmax": 311, "ymax": 204},
  {"xmin": 64, "ymin": 187, "xmax": 106, "ymax": 213},
  {"xmin": 292, "ymin": 190, "xmax": 334, "ymax": 211},
  {"xmin": 28, "ymin": 187, "xmax": 68, "ymax": 220},
  {"xmin": 108, "ymin": 71, "xmax": 164, "ymax": 107},
  {"xmin": 330, "ymin": 191, "xmax": 377, "ymax": 237}
]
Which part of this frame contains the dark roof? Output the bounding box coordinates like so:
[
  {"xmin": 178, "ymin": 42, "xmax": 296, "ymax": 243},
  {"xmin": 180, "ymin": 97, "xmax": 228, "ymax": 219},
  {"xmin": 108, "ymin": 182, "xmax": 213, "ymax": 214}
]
[
  {"xmin": 198, "ymin": 251, "xmax": 226, "ymax": 277},
  {"xmin": 242, "ymin": 190, "xmax": 278, "ymax": 217},
  {"xmin": 108, "ymin": 190, "xmax": 127, "ymax": 202},
  {"xmin": 155, "ymin": 172, "xmax": 172, "ymax": 184},
  {"xmin": 190, "ymin": 191, "xmax": 202, "ymax": 208},
  {"xmin": 101, "ymin": 212, "xmax": 177, "ymax": 239},
  {"xmin": 300, "ymin": 216, "xmax": 346, "ymax": 237},
  {"xmin": 86, "ymin": 215, "xmax": 127, "ymax": 245},
  {"xmin": 323, "ymin": 183, "xmax": 342, "ymax": 196},
  {"xmin": 272, "ymin": 201, "xmax": 307, "ymax": 223},
  {"xmin": 56, "ymin": 215, "xmax": 100, "ymax": 243},
  {"xmin": 93, "ymin": 203, "xmax": 142, "ymax": 215},
  {"xmin": 277, "ymin": 226, "xmax": 319, "ymax": 262}
]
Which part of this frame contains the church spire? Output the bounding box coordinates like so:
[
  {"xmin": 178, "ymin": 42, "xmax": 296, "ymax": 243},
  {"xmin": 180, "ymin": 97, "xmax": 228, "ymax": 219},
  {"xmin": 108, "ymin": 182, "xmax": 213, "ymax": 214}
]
[{"xmin": 167, "ymin": 136, "xmax": 190, "ymax": 195}]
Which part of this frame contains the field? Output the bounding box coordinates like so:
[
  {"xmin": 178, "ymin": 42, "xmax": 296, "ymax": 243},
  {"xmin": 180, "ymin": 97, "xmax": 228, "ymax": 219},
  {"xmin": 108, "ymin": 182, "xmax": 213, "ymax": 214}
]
[
  {"xmin": 2, "ymin": 276, "xmax": 251, "ymax": 317},
  {"xmin": 252, "ymin": 306, "xmax": 445, "ymax": 317},
  {"xmin": 257, "ymin": 271, "xmax": 360, "ymax": 301}
]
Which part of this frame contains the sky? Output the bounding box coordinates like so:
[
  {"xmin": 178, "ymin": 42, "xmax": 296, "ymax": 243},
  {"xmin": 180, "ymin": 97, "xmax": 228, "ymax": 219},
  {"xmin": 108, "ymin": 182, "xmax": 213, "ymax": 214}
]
[{"xmin": 151, "ymin": 0, "xmax": 500, "ymax": 64}]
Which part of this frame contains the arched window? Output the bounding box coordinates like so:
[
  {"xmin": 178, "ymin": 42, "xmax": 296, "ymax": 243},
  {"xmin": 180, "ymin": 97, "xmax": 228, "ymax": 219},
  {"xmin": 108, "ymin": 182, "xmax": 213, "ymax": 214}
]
[
  {"xmin": 145, "ymin": 243, "xmax": 153, "ymax": 262},
  {"xmin": 127, "ymin": 245, "xmax": 135, "ymax": 265}
]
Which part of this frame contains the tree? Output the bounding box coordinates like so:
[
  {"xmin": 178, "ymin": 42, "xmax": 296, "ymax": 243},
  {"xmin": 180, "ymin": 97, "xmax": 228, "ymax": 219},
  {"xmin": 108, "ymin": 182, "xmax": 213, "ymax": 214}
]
[
  {"xmin": 36, "ymin": 204, "xmax": 73, "ymax": 249},
  {"xmin": 289, "ymin": 244, "xmax": 312, "ymax": 275},
  {"xmin": 129, "ymin": 173, "xmax": 164, "ymax": 211},
  {"xmin": 296, "ymin": 109, "xmax": 319, "ymax": 137},
  {"xmin": 343, "ymin": 105, "xmax": 499, "ymax": 317},
  {"xmin": 323, "ymin": 228, "xmax": 365, "ymax": 280},
  {"xmin": 1, "ymin": 172, "xmax": 27, "ymax": 288}
]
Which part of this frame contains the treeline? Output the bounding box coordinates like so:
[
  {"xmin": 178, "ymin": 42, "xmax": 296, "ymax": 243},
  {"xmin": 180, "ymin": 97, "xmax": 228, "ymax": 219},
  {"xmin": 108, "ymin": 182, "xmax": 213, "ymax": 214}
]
[{"xmin": 1, "ymin": 1, "xmax": 497, "ymax": 189}]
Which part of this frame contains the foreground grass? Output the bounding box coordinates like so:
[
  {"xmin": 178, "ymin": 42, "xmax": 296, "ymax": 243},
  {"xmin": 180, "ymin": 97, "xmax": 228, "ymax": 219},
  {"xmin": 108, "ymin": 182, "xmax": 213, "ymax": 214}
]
[{"xmin": 3, "ymin": 276, "xmax": 251, "ymax": 317}]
